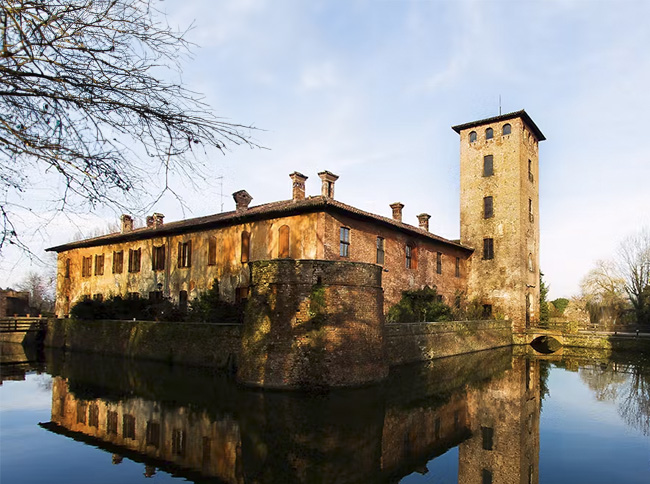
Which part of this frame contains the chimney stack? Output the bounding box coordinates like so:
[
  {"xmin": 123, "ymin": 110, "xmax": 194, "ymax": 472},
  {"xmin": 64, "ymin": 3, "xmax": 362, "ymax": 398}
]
[
  {"xmin": 417, "ymin": 213, "xmax": 431, "ymax": 232},
  {"xmin": 290, "ymin": 172, "xmax": 308, "ymax": 201},
  {"xmin": 390, "ymin": 202, "xmax": 404, "ymax": 222},
  {"xmin": 318, "ymin": 171, "xmax": 339, "ymax": 198},
  {"xmin": 233, "ymin": 190, "xmax": 253, "ymax": 211},
  {"xmin": 121, "ymin": 214, "xmax": 134, "ymax": 233},
  {"xmin": 152, "ymin": 213, "xmax": 164, "ymax": 228}
]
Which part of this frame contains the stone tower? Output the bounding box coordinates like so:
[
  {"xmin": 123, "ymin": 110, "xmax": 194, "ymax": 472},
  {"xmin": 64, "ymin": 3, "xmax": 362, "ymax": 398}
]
[{"xmin": 453, "ymin": 111, "xmax": 545, "ymax": 332}]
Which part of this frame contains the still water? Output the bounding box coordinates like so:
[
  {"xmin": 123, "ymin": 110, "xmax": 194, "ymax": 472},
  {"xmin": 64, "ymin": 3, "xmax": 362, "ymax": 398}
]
[{"xmin": 1, "ymin": 346, "xmax": 649, "ymax": 483}]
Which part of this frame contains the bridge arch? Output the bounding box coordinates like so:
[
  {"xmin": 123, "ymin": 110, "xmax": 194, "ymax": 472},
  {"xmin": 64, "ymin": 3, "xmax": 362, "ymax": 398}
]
[{"xmin": 530, "ymin": 335, "xmax": 562, "ymax": 354}]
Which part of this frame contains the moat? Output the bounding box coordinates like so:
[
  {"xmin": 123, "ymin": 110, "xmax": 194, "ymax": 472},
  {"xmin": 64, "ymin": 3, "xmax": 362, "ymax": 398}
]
[{"xmin": 1, "ymin": 346, "xmax": 649, "ymax": 483}]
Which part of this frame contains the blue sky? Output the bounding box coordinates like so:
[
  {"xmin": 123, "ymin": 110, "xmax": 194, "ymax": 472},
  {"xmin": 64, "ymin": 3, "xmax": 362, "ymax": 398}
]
[{"xmin": 3, "ymin": 0, "xmax": 650, "ymax": 299}]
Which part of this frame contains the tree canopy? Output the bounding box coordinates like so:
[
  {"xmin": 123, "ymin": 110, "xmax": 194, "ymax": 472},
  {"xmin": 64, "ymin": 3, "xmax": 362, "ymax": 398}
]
[{"xmin": 1, "ymin": 0, "xmax": 257, "ymax": 250}]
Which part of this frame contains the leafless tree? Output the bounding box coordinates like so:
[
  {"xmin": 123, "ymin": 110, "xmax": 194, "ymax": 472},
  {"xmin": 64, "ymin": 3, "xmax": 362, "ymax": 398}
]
[
  {"xmin": 579, "ymin": 259, "xmax": 628, "ymax": 326},
  {"xmin": 1, "ymin": 0, "xmax": 258, "ymax": 251},
  {"xmin": 18, "ymin": 270, "xmax": 55, "ymax": 313},
  {"xmin": 617, "ymin": 228, "xmax": 650, "ymax": 325}
]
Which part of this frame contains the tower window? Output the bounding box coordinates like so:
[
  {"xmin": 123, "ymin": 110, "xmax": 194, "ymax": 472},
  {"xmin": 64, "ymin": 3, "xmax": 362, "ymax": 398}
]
[
  {"xmin": 528, "ymin": 159, "xmax": 534, "ymax": 182},
  {"xmin": 502, "ymin": 123, "xmax": 511, "ymax": 135},
  {"xmin": 529, "ymin": 199, "xmax": 533, "ymax": 222},
  {"xmin": 483, "ymin": 238, "xmax": 494, "ymax": 260},
  {"xmin": 376, "ymin": 237, "xmax": 385, "ymax": 265},
  {"xmin": 483, "ymin": 196, "xmax": 494, "ymax": 218},
  {"xmin": 339, "ymin": 227, "xmax": 350, "ymax": 257},
  {"xmin": 469, "ymin": 131, "xmax": 477, "ymax": 143},
  {"xmin": 436, "ymin": 252, "xmax": 442, "ymax": 274},
  {"xmin": 481, "ymin": 426, "xmax": 494, "ymax": 450},
  {"xmin": 483, "ymin": 155, "xmax": 494, "ymax": 176},
  {"xmin": 485, "ymin": 127, "xmax": 493, "ymax": 140},
  {"xmin": 64, "ymin": 258, "xmax": 71, "ymax": 278},
  {"xmin": 528, "ymin": 253, "xmax": 534, "ymax": 272}
]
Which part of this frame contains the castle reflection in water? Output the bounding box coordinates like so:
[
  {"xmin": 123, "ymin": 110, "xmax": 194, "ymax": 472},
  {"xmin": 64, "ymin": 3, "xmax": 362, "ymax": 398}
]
[{"xmin": 40, "ymin": 348, "xmax": 541, "ymax": 483}]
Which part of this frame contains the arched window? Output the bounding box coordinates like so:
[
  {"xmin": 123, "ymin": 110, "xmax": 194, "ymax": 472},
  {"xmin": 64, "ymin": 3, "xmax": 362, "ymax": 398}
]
[
  {"xmin": 502, "ymin": 123, "xmax": 511, "ymax": 135},
  {"xmin": 241, "ymin": 231, "xmax": 250, "ymax": 263},
  {"xmin": 485, "ymin": 127, "xmax": 493, "ymax": 140},
  {"xmin": 278, "ymin": 225, "xmax": 290, "ymax": 258},
  {"xmin": 469, "ymin": 131, "xmax": 477, "ymax": 143}
]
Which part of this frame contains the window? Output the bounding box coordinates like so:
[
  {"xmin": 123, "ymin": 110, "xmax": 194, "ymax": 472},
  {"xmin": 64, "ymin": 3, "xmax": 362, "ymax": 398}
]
[
  {"xmin": 235, "ymin": 286, "xmax": 249, "ymax": 304},
  {"xmin": 482, "ymin": 426, "xmax": 494, "ymax": 450},
  {"xmin": 483, "ymin": 196, "xmax": 494, "ymax": 218},
  {"xmin": 339, "ymin": 227, "xmax": 350, "ymax": 257},
  {"xmin": 178, "ymin": 240, "xmax": 192, "ymax": 268},
  {"xmin": 152, "ymin": 245, "xmax": 165, "ymax": 271},
  {"xmin": 502, "ymin": 123, "xmax": 511, "ymax": 135},
  {"xmin": 241, "ymin": 231, "xmax": 250, "ymax": 263},
  {"xmin": 94, "ymin": 254, "xmax": 104, "ymax": 276},
  {"xmin": 455, "ymin": 257, "xmax": 461, "ymax": 277},
  {"xmin": 405, "ymin": 244, "xmax": 416, "ymax": 269},
  {"xmin": 123, "ymin": 414, "xmax": 136, "ymax": 439},
  {"xmin": 146, "ymin": 421, "xmax": 161, "ymax": 448},
  {"xmin": 469, "ymin": 131, "xmax": 477, "ymax": 143},
  {"xmin": 529, "ymin": 199, "xmax": 534, "ymax": 222},
  {"xmin": 208, "ymin": 236, "xmax": 217, "ymax": 266},
  {"xmin": 482, "ymin": 469, "xmax": 493, "ymax": 484},
  {"xmin": 172, "ymin": 429, "xmax": 186, "ymax": 456},
  {"xmin": 112, "ymin": 251, "xmax": 123, "ymax": 274},
  {"xmin": 279, "ymin": 225, "xmax": 290, "ymax": 258},
  {"xmin": 483, "ymin": 304, "xmax": 493, "ymax": 318},
  {"xmin": 528, "ymin": 159, "xmax": 534, "ymax": 182},
  {"xmin": 76, "ymin": 401, "xmax": 87, "ymax": 424},
  {"xmin": 528, "ymin": 253, "xmax": 534, "ymax": 272},
  {"xmin": 128, "ymin": 248, "xmax": 141, "ymax": 273},
  {"xmin": 92, "ymin": 293, "xmax": 103, "ymax": 302},
  {"xmin": 436, "ymin": 252, "xmax": 442, "ymax": 274},
  {"xmin": 483, "ymin": 155, "xmax": 494, "ymax": 176},
  {"xmin": 434, "ymin": 417, "xmax": 441, "ymax": 439},
  {"xmin": 88, "ymin": 404, "xmax": 99, "ymax": 428},
  {"xmin": 107, "ymin": 411, "xmax": 118, "ymax": 435},
  {"xmin": 376, "ymin": 237, "xmax": 385, "ymax": 265},
  {"xmin": 64, "ymin": 258, "xmax": 71, "ymax": 278},
  {"xmin": 483, "ymin": 238, "xmax": 494, "ymax": 260},
  {"xmin": 485, "ymin": 127, "xmax": 493, "ymax": 140},
  {"xmin": 82, "ymin": 256, "xmax": 92, "ymax": 277},
  {"xmin": 179, "ymin": 290, "xmax": 188, "ymax": 312}
]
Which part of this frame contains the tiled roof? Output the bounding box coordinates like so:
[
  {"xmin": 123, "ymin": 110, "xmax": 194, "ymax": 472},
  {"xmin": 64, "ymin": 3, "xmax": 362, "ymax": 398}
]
[
  {"xmin": 46, "ymin": 196, "xmax": 473, "ymax": 253},
  {"xmin": 451, "ymin": 109, "xmax": 546, "ymax": 141}
]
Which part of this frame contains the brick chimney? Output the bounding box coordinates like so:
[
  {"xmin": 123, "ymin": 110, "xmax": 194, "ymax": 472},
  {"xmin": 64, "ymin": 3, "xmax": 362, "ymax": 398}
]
[
  {"xmin": 146, "ymin": 216, "xmax": 153, "ymax": 228},
  {"xmin": 152, "ymin": 213, "xmax": 164, "ymax": 228},
  {"xmin": 390, "ymin": 202, "xmax": 404, "ymax": 222},
  {"xmin": 417, "ymin": 213, "xmax": 431, "ymax": 231},
  {"xmin": 289, "ymin": 172, "xmax": 308, "ymax": 201},
  {"xmin": 233, "ymin": 190, "xmax": 253, "ymax": 211},
  {"xmin": 318, "ymin": 171, "xmax": 339, "ymax": 198},
  {"xmin": 121, "ymin": 214, "xmax": 133, "ymax": 233}
]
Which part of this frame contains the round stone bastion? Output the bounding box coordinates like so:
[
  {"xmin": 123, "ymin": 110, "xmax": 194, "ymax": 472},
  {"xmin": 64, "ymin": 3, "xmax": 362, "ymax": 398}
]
[{"xmin": 237, "ymin": 259, "xmax": 388, "ymax": 389}]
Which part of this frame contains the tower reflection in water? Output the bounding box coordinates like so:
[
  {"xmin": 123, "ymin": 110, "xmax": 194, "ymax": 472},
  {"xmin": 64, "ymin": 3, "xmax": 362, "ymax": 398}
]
[{"xmin": 40, "ymin": 347, "xmax": 541, "ymax": 483}]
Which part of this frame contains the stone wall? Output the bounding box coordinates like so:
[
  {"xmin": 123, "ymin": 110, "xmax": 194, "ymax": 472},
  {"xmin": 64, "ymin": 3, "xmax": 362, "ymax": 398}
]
[
  {"xmin": 237, "ymin": 259, "xmax": 387, "ymax": 389},
  {"xmin": 44, "ymin": 319, "xmax": 241, "ymax": 369},
  {"xmin": 385, "ymin": 320, "xmax": 513, "ymax": 367}
]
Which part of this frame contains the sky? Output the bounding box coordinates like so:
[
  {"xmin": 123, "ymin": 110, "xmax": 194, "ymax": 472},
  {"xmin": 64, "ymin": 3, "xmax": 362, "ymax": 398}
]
[{"xmin": 2, "ymin": 0, "xmax": 650, "ymax": 300}]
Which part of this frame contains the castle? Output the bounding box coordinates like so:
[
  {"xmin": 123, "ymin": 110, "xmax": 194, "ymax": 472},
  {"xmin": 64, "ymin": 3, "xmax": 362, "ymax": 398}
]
[{"xmin": 48, "ymin": 110, "xmax": 544, "ymax": 333}]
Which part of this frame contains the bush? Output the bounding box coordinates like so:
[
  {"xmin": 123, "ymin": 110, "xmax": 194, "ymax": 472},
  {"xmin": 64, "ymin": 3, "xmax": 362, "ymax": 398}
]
[
  {"xmin": 387, "ymin": 286, "xmax": 452, "ymax": 323},
  {"xmin": 70, "ymin": 295, "xmax": 185, "ymax": 322},
  {"xmin": 187, "ymin": 279, "xmax": 244, "ymax": 324}
]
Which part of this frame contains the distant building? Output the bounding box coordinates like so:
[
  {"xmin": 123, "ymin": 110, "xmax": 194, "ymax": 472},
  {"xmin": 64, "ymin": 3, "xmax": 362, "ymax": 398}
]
[
  {"xmin": 0, "ymin": 290, "xmax": 30, "ymax": 317},
  {"xmin": 47, "ymin": 111, "xmax": 544, "ymax": 331}
]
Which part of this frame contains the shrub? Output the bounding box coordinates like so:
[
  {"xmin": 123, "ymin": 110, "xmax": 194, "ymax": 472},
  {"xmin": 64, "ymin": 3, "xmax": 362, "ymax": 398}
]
[{"xmin": 387, "ymin": 286, "xmax": 452, "ymax": 323}]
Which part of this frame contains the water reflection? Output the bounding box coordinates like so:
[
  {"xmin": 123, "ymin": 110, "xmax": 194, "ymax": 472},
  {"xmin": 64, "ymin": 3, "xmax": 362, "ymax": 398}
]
[{"xmin": 27, "ymin": 347, "xmax": 649, "ymax": 483}]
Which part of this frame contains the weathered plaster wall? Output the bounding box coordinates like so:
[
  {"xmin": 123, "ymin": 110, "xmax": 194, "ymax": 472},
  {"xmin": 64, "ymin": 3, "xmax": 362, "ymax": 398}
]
[
  {"xmin": 44, "ymin": 319, "xmax": 241, "ymax": 368},
  {"xmin": 55, "ymin": 213, "xmax": 321, "ymax": 316},
  {"xmin": 237, "ymin": 259, "xmax": 387, "ymax": 389},
  {"xmin": 459, "ymin": 116, "xmax": 540, "ymax": 331},
  {"xmin": 385, "ymin": 320, "xmax": 513, "ymax": 367},
  {"xmin": 321, "ymin": 212, "xmax": 471, "ymax": 311}
]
